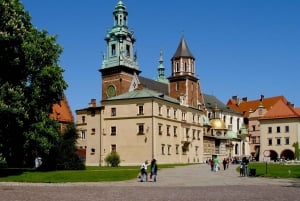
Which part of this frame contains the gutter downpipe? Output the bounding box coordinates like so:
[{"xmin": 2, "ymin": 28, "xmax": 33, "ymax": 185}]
[{"xmin": 152, "ymin": 98, "xmax": 155, "ymax": 159}]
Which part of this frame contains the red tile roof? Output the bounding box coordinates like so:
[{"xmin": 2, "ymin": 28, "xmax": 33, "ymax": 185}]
[
  {"xmin": 227, "ymin": 96, "xmax": 287, "ymax": 117},
  {"xmin": 50, "ymin": 96, "xmax": 74, "ymax": 123},
  {"xmin": 260, "ymin": 99, "xmax": 300, "ymax": 120}
]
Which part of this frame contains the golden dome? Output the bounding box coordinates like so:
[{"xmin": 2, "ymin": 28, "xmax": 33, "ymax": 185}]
[{"xmin": 209, "ymin": 119, "xmax": 227, "ymax": 130}]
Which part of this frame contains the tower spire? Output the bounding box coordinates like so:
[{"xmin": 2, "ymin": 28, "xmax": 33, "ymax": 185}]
[
  {"xmin": 100, "ymin": 0, "xmax": 141, "ymax": 100},
  {"xmin": 156, "ymin": 50, "xmax": 168, "ymax": 84},
  {"xmin": 101, "ymin": 0, "xmax": 139, "ymax": 70},
  {"xmin": 168, "ymin": 36, "xmax": 204, "ymax": 109}
]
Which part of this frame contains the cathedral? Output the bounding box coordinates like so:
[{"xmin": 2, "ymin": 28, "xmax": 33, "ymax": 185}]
[{"xmin": 75, "ymin": 1, "xmax": 245, "ymax": 166}]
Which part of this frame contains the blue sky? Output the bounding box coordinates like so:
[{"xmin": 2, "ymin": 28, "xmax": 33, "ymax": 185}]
[{"xmin": 21, "ymin": 0, "xmax": 300, "ymax": 115}]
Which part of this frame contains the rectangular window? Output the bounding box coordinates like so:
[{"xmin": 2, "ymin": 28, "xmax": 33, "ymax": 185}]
[
  {"xmin": 158, "ymin": 124, "xmax": 162, "ymax": 135},
  {"xmin": 138, "ymin": 105, "xmax": 144, "ymax": 115},
  {"xmin": 111, "ymin": 126, "xmax": 116, "ymax": 135},
  {"xmin": 111, "ymin": 107, "xmax": 116, "ymax": 116},
  {"xmin": 161, "ymin": 144, "xmax": 165, "ymax": 155},
  {"xmin": 111, "ymin": 144, "xmax": 116, "ymax": 152},
  {"xmin": 195, "ymin": 146, "xmax": 199, "ymax": 156},
  {"xmin": 126, "ymin": 44, "xmax": 130, "ymax": 56},
  {"xmin": 168, "ymin": 145, "xmax": 171, "ymax": 155},
  {"xmin": 138, "ymin": 124, "xmax": 144, "ymax": 134},
  {"xmin": 192, "ymin": 129, "xmax": 196, "ymax": 140},
  {"xmin": 111, "ymin": 44, "xmax": 116, "ymax": 56},
  {"xmin": 174, "ymin": 110, "xmax": 177, "ymax": 119},
  {"xmin": 285, "ymin": 137, "xmax": 290, "ymax": 145},
  {"xmin": 174, "ymin": 126, "xmax": 177, "ymax": 137},
  {"xmin": 268, "ymin": 138, "xmax": 272, "ymax": 146},
  {"xmin": 81, "ymin": 116, "xmax": 86, "ymax": 124},
  {"xmin": 167, "ymin": 108, "xmax": 170, "ymax": 117},
  {"xmin": 182, "ymin": 112, "xmax": 186, "ymax": 121},
  {"xmin": 167, "ymin": 125, "xmax": 170, "ymax": 136},
  {"xmin": 185, "ymin": 128, "xmax": 189, "ymax": 139},
  {"xmin": 91, "ymin": 128, "xmax": 95, "ymax": 135},
  {"xmin": 80, "ymin": 130, "xmax": 86, "ymax": 139},
  {"xmin": 285, "ymin": 126, "xmax": 289, "ymax": 133},
  {"xmin": 268, "ymin": 127, "xmax": 272, "ymax": 133},
  {"xmin": 277, "ymin": 126, "xmax": 281, "ymax": 133},
  {"xmin": 276, "ymin": 138, "xmax": 281, "ymax": 145},
  {"xmin": 252, "ymin": 125, "xmax": 256, "ymax": 131},
  {"xmin": 176, "ymin": 144, "xmax": 179, "ymax": 154},
  {"xmin": 197, "ymin": 130, "xmax": 201, "ymax": 140},
  {"xmin": 158, "ymin": 105, "xmax": 162, "ymax": 115}
]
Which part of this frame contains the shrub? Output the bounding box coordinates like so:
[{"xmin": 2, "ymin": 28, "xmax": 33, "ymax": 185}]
[{"xmin": 104, "ymin": 151, "xmax": 121, "ymax": 167}]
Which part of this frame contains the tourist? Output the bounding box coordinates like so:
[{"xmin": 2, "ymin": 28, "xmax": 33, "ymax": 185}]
[
  {"xmin": 150, "ymin": 158, "xmax": 158, "ymax": 182},
  {"xmin": 140, "ymin": 160, "xmax": 149, "ymax": 182}
]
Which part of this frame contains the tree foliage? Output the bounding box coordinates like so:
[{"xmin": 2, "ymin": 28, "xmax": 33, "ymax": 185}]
[
  {"xmin": 0, "ymin": 0, "xmax": 68, "ymax": 168},
  {"xmin": 55, "ymin": 124, "xmax": 85, "ymax": 170}
]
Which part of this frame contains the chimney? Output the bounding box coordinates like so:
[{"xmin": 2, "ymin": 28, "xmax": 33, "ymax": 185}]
[
  {"xmin": 242, "ymin": 97, "xmax": 247, "ymax": 102},
  {"xmin": 287, "ymin": 102, "xmax": 295, "ymax": 108},
  {"xmin": 260, "ymin": 94, "xmax": 264, "ymax": 102},
  {"xmin": 89, "ymin": 99, "xmax": 96, "ymax": 107},
  {"xmin": 232, "ymin": 96, "xmax": 238, "ymax": 101}
]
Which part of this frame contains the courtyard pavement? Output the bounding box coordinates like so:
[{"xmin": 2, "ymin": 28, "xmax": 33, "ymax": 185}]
[{"xmin": 1, "ymin": 163, "xmax": 300, "ymax": 201}]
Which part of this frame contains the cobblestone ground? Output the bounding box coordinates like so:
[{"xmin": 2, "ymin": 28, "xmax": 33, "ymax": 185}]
[{"xmin": 1, "ymin": 164, "xmax": 300, "ymax": 201}]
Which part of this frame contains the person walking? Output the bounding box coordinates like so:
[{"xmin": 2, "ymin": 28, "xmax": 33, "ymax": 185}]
[
  {"xmin": 150, "ymin": 158, "xmax": 158, "ymax": 182},
  {"xmin": 222, "ymin": 158, "xmax": 227, "ymax": 170},
  {"xmin": 213, "ymin": 156, "xmax": 219, "ymax": 172},
  {"xmin": 140, "ymin": 160, "xmax": 149, "ymax": 182},
  {"xmin": 209, "ymin": 158, "xmax": 214, "ymax": 171}
]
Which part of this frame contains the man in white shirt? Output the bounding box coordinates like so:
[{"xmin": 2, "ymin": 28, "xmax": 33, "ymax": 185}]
[{"xmin": 140, "ymin": 160, "xmax": 149, "ymax": 182}]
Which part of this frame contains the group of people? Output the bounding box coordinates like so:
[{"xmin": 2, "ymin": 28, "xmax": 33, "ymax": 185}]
[
  {"xmin": 139, "ymin": 158, "xmax": 158, "ymax": 182},
  {"xmin": 239, "ymin": 157, "xmax": 250, "ymax": 176},
  {"xmin": 208, "ymin": 157, "xmax": 231, "ymax": 172}
]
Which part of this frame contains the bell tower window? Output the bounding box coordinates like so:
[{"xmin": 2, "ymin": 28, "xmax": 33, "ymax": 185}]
[
  {"xmin": 126, "ymin": 44, "xmax": 130, "ymax": 56},
  {"xmin": 111, "ymin": 44, "xmax": 116, "ymax": 56},
  {"xmin": 176, "ymin": 63, "xmax": 179, "ymax": 72}
]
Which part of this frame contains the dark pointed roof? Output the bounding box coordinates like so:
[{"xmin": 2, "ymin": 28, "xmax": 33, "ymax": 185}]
[{"xmin": 172, "ymin": 36, "xmax": 194, "ymax": 59}]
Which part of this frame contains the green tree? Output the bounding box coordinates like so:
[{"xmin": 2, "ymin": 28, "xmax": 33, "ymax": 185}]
[
  {"xmin": 55, "ymin": 124, "xmax": 85, "ymax": 170},
  {"xmin": 293, "ymin": 142, "xmax": 299, "ymax": 160},
  {"xmin": 0, "ymin": 0, "xmax": 67, "ymax": 168}
]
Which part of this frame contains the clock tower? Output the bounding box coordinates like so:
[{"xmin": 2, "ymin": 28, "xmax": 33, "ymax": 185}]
[{"xmin": 100, "ymin": 0, "xmax": 140, "ymax": 100}]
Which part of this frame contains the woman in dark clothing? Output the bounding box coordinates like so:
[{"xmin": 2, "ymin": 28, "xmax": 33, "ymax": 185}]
[{"xmin": 150, "ymin": 158, "xmax": 158, "ymax": 182}]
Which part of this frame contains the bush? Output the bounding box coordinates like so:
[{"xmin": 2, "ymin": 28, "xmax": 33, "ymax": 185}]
[{"xmin": 104, "ymin": 151, "xmax": 121, "ymax": 167}]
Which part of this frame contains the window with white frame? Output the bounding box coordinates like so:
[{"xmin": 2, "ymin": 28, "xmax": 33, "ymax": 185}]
[
  {"xmin": 80, "ymin": 130, "xmax": 86, "ymax": 139},
  {"xmin": 111, "ymin": 107, "xmax": 116, "ymax": 116},
  {"xmin": 111, "ymin": 126, "xmax": 116, "ymax": 135},
  {"xmin": 138, "ymin": 124, "xmax": 144, "ymax": 134},
  {"xmin": 138, "ymin": 105, "xmax": 144, "ymax": 115}
]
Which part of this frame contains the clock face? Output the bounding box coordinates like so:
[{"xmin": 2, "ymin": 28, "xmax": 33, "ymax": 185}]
[{"xmin": 107, "ymin": 85, "xmax": 116, "ymax": 97}]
